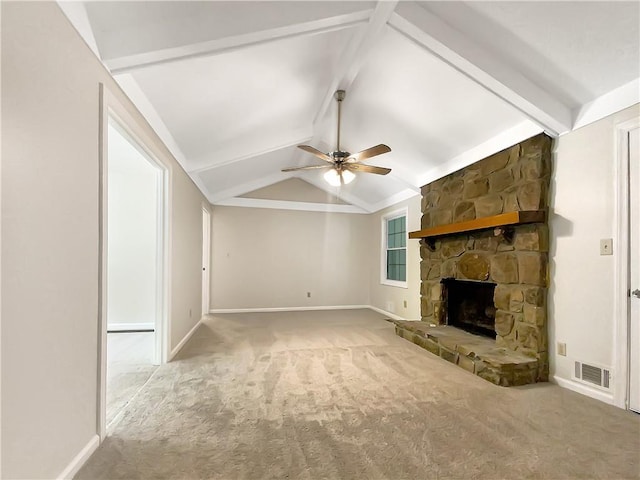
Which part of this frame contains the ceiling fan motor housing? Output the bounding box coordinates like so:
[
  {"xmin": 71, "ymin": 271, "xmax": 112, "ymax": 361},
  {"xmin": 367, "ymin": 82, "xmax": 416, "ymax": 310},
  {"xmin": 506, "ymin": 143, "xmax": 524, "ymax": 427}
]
[{"xmin": 331, "ymin": 150, "xmax": 350, "ymax": 161}]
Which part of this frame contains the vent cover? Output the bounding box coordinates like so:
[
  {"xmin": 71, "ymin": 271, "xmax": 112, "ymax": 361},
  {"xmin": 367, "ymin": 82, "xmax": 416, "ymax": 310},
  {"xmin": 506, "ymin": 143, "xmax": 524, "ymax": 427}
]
[{"xmin": 574, "ymin": 361, "xmax": 611, "ymax": 389}]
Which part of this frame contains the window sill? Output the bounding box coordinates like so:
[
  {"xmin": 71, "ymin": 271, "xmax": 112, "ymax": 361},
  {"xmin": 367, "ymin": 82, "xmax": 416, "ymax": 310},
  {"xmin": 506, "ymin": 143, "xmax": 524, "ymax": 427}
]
[{"xmin": 381, "ymin": 279, "xmax": 408, "ymax": 289}]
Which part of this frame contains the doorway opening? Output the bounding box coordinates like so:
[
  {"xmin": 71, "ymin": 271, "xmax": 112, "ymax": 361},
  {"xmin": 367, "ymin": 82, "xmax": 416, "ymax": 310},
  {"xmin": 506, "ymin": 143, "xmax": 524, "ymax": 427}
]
[
  {"xmin": 99, "ymin": 110, "xmax": 168, "ymax": 435},
  {"xmin": 628, "ymin": 125, "xmax": 639, "ymax": 413},
  {"xmin": 105, "ymin": 120, "xmax": 161, "ymax": 426},
  {"xmin": 202, "ymin": 208, "xmax": 211, "ymax": 317},
  {"xmin": 614, "ymin": 117, "xmax": 640, "ymax": 413}
]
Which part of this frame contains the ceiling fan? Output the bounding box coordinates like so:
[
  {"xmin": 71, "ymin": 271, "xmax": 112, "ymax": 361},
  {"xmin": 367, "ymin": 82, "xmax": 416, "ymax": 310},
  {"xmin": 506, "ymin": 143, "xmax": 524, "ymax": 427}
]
[{"xmin": 282, "ymin": 90, "xmax": 391, "ymax": 186}]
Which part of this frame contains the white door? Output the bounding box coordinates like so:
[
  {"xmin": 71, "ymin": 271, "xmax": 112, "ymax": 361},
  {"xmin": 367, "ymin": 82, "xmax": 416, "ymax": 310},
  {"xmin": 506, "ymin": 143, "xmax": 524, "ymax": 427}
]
[
  {"xmin": 202, "ymin": 208, "xmax": 211, "ymax": 316},
  {"xmin": 629, "ymin": 127, "xmax": 639, "ymax": 413}
]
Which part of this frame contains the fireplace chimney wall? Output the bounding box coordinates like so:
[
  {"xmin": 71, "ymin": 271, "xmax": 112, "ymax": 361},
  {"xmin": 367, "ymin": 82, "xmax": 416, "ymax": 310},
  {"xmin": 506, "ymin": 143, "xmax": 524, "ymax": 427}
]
[{"xmin": 419, "ymin": 134, "xmax": 551, "ymax": 380}]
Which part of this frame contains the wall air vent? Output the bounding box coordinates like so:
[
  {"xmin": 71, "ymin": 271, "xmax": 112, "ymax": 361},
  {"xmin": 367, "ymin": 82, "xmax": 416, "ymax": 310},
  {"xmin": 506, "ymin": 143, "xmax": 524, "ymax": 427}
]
[{"xmin": 574, "ymin": 361, "xmax": 611, "ymax": 390}]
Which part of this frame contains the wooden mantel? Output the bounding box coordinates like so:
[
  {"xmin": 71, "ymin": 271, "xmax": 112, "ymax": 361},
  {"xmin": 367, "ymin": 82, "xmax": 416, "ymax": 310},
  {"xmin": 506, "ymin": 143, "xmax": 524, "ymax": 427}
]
[{"xmin": 409, "ymin": 210, "xmax": 546, "ymax": 247}]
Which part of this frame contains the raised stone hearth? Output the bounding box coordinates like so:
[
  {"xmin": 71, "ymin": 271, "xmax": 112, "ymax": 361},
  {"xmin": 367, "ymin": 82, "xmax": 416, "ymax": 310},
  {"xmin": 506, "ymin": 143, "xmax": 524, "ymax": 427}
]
[
  {"xmin": 398, "ymin": 133, "xmax": 551, "ymax": 386},
  {"xmin": 393, "ymin": 321, "xmax": 538, "ymax": 386}
]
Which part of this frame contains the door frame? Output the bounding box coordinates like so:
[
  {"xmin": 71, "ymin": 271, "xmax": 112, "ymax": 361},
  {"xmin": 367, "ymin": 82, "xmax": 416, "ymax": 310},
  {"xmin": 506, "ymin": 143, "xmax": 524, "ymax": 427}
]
[
  {"xmin": 202, "ymin": 207, "xmax": 211, "ymax": 316},
  {"xmin": 98, "ymin": 84, "xmax": 172, "ymax": 439},
  {"xmin": 613, "ymin": 116, "xmax": 640, "ymax": 409}
]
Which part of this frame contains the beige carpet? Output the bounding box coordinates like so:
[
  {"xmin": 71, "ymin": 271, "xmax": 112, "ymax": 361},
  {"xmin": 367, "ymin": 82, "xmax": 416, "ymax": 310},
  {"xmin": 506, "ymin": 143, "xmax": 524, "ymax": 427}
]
[{"xmin": 77, "ymin": 309, "xmax": 640, "ymax": 479}]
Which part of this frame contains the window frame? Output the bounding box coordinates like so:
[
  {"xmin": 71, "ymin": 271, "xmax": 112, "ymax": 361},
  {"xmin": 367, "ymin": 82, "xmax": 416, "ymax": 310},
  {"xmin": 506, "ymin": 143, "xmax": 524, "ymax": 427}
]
[{"xmin": 380, "ymin": 207, "xmax": 409, "ymax": 288}]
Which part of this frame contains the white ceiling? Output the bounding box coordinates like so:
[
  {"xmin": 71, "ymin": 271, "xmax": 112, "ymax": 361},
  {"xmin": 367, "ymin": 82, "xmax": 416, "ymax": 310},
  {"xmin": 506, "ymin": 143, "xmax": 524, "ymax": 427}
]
[
  {"xmin": 422, "ymin": 1, "xmax": 640, "ymax": 108},
  {"xmin": 60, "ymin": 1, "xmax": 640, "ymax": 213}
]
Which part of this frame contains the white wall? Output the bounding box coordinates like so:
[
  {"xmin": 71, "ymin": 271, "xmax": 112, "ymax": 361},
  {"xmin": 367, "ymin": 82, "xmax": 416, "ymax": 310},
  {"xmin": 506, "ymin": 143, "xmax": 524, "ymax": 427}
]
[
  {"xmin": 210, "ymin": 196, "xmax": 422, "ymax": 320},
  {"xmin": 210, "ymin": 206, "xmax": 371, "ymax": 309},
  {"xmin": 241, "ymin": 178, "xmax": 346, "ymax": 204},
  {"xmin": 550, "ymin": 104, "xmax": 640, "ymax": 400},
  {"xmin": 368, "ymin": 195, "xmax": 421, "ymax": 320},
  {"xmin": 107, "ymin": 125, "xmax": 158, "ymax": 330},
  {"xmin": 171, "ymin": 170, "xmax": 209, "ymax": 350},
  {"xmin": 1, "ymin": 3, "xmax": 209, "ymax": 477}
]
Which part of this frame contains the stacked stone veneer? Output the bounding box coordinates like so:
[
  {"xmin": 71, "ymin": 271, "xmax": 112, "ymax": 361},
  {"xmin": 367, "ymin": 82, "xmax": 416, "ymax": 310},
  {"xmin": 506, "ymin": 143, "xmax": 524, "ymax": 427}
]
[{"xmin": 419, "ymin": 133, "xmax": 552, "ymax": 381}]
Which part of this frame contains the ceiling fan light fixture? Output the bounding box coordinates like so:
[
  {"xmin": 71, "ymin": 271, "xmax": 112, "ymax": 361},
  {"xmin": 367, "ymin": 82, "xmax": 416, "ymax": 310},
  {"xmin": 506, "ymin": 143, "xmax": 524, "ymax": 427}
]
[
  {"xmin": 342, "ymin": 169, "xmax": 355, "ymax": 184},
  {"xmin": 324, "ymin": 168, "xmax": 354, "ymax": 186}
]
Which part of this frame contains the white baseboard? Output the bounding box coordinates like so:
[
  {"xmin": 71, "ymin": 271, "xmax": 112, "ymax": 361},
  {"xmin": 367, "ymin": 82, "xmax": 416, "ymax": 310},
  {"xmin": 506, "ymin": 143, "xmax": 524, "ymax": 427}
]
[
  {"xmin": 169, "ymin": 318, "xmax": 203, "ymax": 361},
  {"xmin": 209, "ymin": 305, "xmax": 371, "ymax": 314},
  {"xmin": 209, "ymin": 304, "xmax": 408, "ymax": 321},
  {"xmin": 367, "ymin": 305, "xmax": 407, "ymax": 321},
  {"xmin": 551, "ymin": 375, "xmax": 615, "ymax": 406},
  {"xmin": 107, "ymin": 322, "xmax": 154, "ymax": 331},
  {"xmin": 57, "ymin": 434, "xmax": 100, "ymax": 479}
]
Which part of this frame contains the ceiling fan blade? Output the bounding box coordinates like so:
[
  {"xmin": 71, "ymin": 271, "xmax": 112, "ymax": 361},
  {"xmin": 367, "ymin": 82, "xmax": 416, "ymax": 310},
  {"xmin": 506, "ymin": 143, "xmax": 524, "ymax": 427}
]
[
  {"xmin": 345, "ymin": 144, "xmax": 391, "ymax": 163},
  {"xmin": 297, "ymin": 145, "xmax": 333, "ymax": 163},
  {"xmin": 346, "ymin": 163, "xmax": 391, "ymax": 175},
  {"xmin": 281, "ymin": 165, "xmax": 333, "ymax": 173}
]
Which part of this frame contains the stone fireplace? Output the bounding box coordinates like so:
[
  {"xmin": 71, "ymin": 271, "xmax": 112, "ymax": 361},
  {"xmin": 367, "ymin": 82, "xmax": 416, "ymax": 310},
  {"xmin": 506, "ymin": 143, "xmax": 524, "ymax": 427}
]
[{"xmin": 393, "ymin": 133, "xmax": 551, "ymax": 386}]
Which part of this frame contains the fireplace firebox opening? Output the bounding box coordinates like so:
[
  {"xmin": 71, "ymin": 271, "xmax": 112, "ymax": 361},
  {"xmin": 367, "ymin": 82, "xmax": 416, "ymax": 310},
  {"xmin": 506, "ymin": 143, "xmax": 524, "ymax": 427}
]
[{"xmin": 441, "ymin": 278, "xmax": 497, "ymax": 338}]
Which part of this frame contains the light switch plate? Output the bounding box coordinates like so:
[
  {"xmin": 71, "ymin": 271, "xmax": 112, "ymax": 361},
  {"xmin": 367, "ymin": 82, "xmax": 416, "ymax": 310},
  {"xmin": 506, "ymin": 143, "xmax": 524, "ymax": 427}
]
[{"xmin": 600, "ymin": 238, "xmax": 613, "ymax": 255}]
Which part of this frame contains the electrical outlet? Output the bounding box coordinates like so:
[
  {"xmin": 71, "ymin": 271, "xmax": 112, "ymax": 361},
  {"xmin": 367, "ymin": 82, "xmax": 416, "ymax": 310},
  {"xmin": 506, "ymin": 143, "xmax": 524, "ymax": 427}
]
[
  {"xmin": 403, "ymin": 300, "xmax": 407, "ymax": 308},
  {"xmin": 600, "ymin": 238, "xmax": 613, "ymax": 255},
  {"xmin": 307, "ymin": 292, "xmax": 311, "ymax": 298},
  {"xmin": 557, "ymin": 342, "xmax": 567, "ymax": 356}
]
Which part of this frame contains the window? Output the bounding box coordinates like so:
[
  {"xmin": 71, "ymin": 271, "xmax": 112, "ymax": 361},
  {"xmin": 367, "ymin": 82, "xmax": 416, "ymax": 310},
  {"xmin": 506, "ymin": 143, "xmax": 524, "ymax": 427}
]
[{"xmin": 381, "ymin": 209, "xmax": 408, "ymax": 288}]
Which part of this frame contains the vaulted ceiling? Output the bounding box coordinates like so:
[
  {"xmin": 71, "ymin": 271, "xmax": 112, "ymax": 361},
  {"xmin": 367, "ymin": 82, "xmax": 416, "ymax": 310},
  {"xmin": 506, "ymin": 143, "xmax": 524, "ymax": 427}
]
[{"xmin": 60, "ymin": 1, "xmax": 640, "ymax": 213}]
